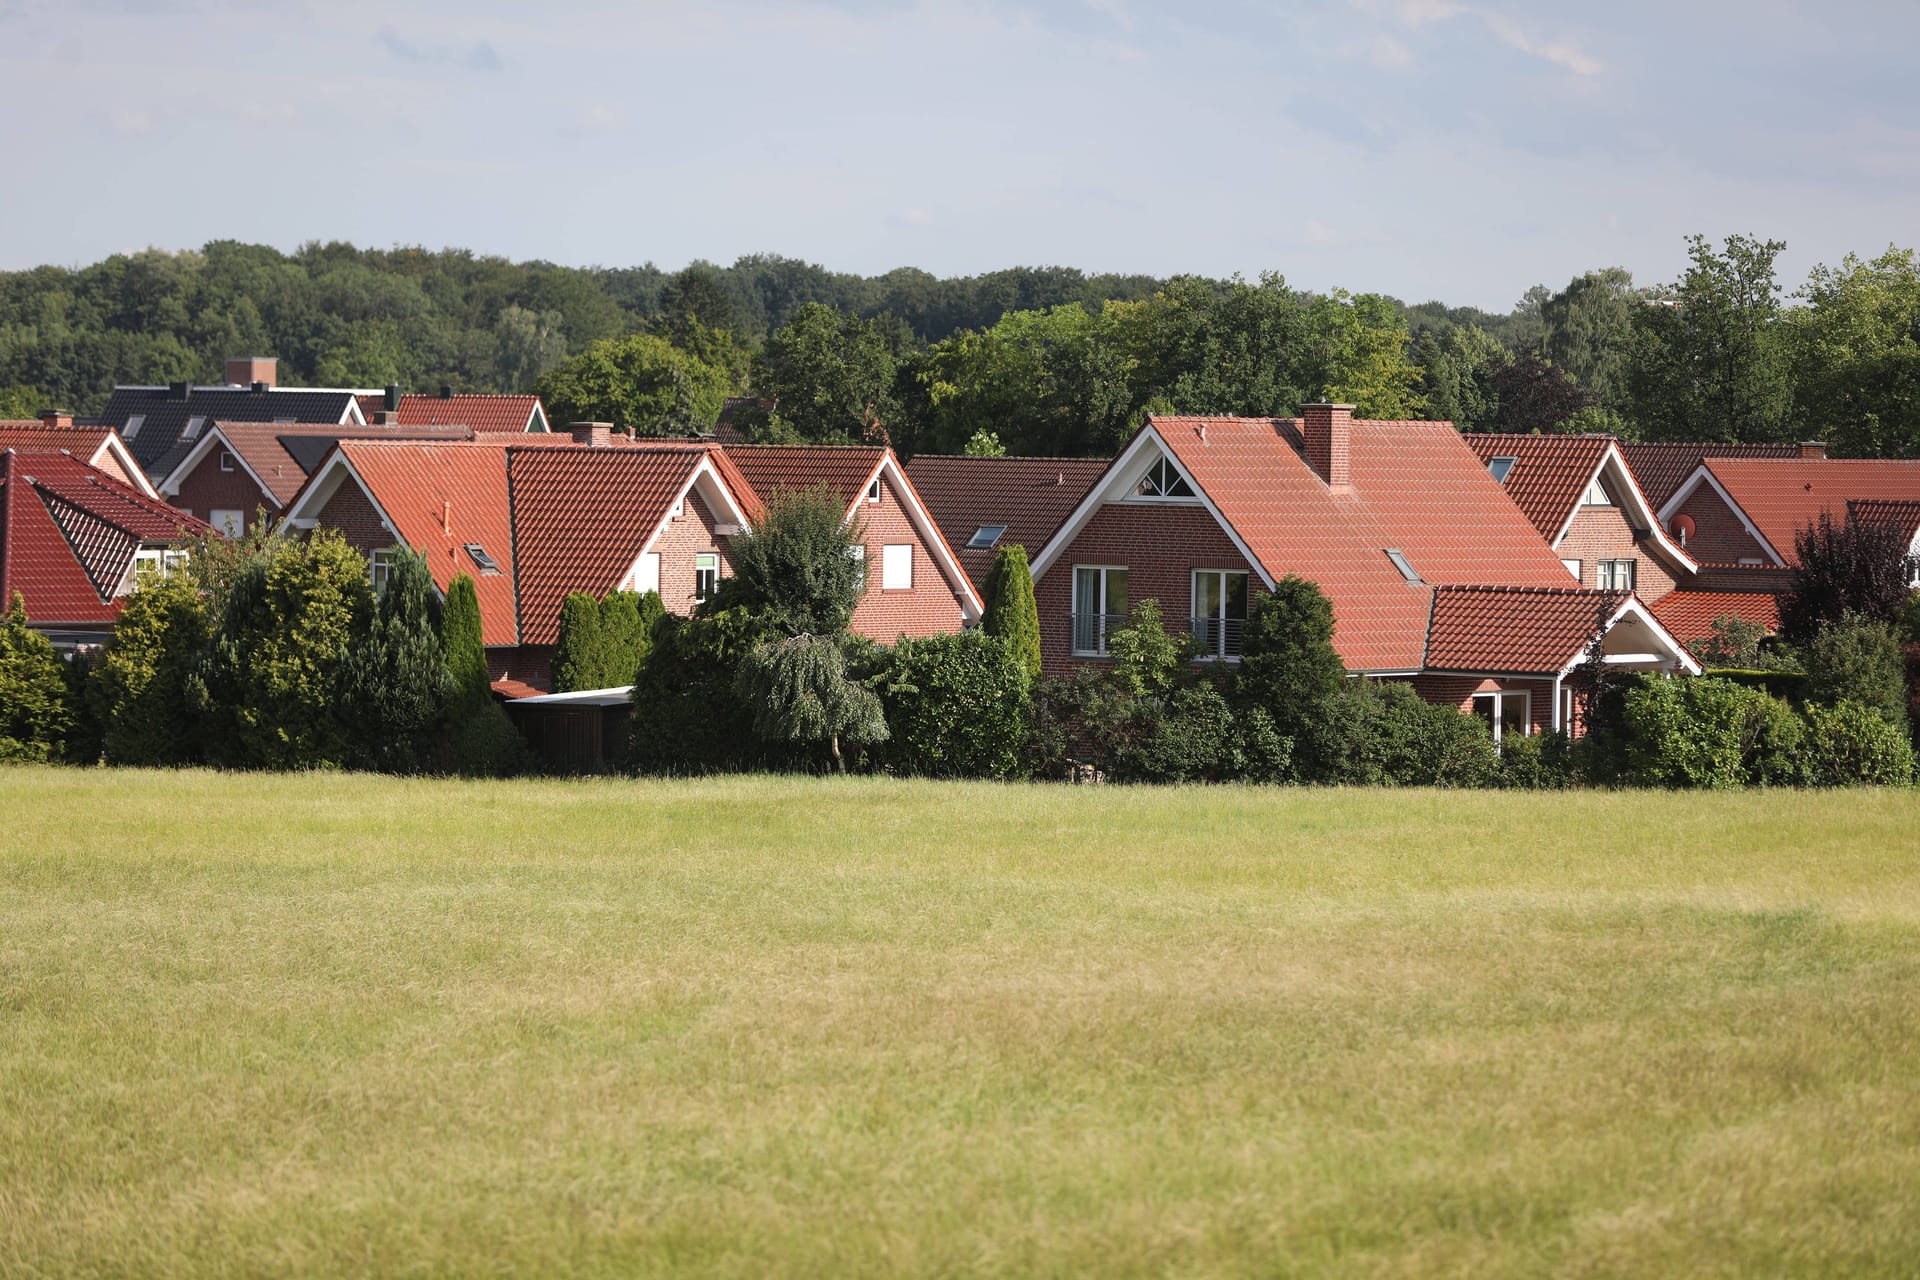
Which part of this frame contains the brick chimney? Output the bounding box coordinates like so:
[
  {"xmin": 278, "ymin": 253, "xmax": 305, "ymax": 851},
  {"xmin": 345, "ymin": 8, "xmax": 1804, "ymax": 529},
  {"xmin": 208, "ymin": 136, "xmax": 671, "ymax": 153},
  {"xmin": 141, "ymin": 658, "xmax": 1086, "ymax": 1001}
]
[
  {"xmin": 38, "ymin": 408, "xmax": 74, "ymax": 429},
  {"xmin": 1798, "ymin": 440, "xmax": 1827, "ymax": 459},
  {"xmin": 1300, "ymin": 402, "xmax": 1354, "ymax": 490},
  {"xmin": 225, "ymin": 356, "xmax": 277, "ymax": 389},
  {"xmin": 569, "ymin": 421, "xmax": 614, "ymax": 447}
]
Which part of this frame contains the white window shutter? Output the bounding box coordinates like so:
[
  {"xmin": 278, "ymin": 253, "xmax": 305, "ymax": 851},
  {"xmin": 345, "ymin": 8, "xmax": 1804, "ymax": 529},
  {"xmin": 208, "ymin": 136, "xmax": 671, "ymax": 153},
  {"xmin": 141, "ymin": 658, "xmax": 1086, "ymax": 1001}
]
[{"xmin": 882, "ymin": 544, "xmax": 913, "ymax": 590}]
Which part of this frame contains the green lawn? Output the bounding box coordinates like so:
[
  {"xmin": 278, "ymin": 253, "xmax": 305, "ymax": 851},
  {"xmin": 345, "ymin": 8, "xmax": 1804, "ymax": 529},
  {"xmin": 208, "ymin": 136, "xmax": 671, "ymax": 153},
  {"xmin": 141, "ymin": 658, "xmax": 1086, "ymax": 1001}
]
[{"xmin": 2, "ymin": 770, "xmax": 1917, "ymax": 1278}]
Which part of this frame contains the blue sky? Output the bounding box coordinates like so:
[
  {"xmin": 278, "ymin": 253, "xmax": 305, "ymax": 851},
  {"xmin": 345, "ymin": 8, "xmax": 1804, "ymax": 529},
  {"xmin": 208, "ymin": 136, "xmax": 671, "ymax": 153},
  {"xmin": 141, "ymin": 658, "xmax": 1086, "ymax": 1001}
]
[{"xmin": 3, "ymin": 0, "xmax": 1915, "ymax": 309}]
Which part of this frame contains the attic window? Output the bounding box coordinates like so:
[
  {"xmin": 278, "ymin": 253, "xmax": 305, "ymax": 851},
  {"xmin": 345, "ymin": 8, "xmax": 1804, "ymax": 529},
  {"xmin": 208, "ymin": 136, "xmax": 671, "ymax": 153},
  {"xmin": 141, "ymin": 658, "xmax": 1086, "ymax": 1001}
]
[
  {"xmin": 1134, "ymin": 456, "xmax": 1194, "ymax": 499},
  {"xmin": 464, "ymin": 543, "xmax": 502, "ymax": 576},
  {"xmin": 1583, "ymin": 475, "xmax": 1612, "ymax": 506},
  {"xmin": 968, "ymin": 525, "xmax": 1007, "ymax": 549},
  {"xmin": 123, "ymin": 415, "xmax": 144, "ymax": 440},
  {"xmin": 182, "ymin": 416, "xmax": 207, "ymax": 441},
  {"xmin": 866, "ymin": 478, "xmax": 882, "ymax": 503},
  {"xmin": 1487, "ymin": 456, "xmax": 1517, "ymax": 484},
  {"xmin": 1385, "ymin": 548, "xmax": 1422, "ymax": 583}
]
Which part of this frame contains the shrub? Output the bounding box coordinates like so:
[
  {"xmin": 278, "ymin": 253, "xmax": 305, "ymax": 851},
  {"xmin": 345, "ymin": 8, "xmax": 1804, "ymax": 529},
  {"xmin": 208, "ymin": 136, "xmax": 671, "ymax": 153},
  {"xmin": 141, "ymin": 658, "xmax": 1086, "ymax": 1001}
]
[
  {"xmin": 1329, "ymin": 681, "xmax": 1499, "ymax": 788},
  {"xmin": 980, "ymin": 545, "xmax": 1042, "ymax": 679},
  {"xmin": 1703, "ymin": 668, "xmax": 1807, "ymax": 700},
  {"xmin": 735, "ymin": 632, "xmax": 888, "ymax": 771},
  {"xmin": 1801, "ymin": 700, "xmax": 1915, "ymax": 787},
  {"xmin": 1800, "ymin": 613, "xmax": 1908, "ymax": 730},
  {"xmin": 627, "ymin": 607, "xmax": 767, "ymax": 774},
  {"xmin": 1780, "ymin": 509, "xmax": 1912, "ymax": 641},
  {"xmin": 1105, "ymin": 599, "xmax": 1187, "ymax": 699},
  {"xmin": 342, "ymin": 548, "xmax": 451, "ymax": 773},
  {"xmin": 550, "ymin": 592, "xmax": 606, "ymax": 693},
  {"xmin": 1623, "ymin": 677, "xmax": 1805, "ymax": 789},
  {"xmin": 91, "ymin": 576, "xmax": 209, "ymax": 766},
  {"xmin": 1235, "ymin": 576, "xmax": 1347, "ymax": 782},
  {"xmin": 714, "ymin": 485, "xmax": 865, "ymax": 635},
  {"xmin": 1494, "ymin": 730, "xmax": 1573, "ymax": 790},
  {"xmin": 875, "ymin": 630, "xmax": 1030, "ymax": 778},
  {"xmin": 599, "ymin": 589, "xmax": 657, "ymax": 688},
  {"xmin": 196, "ymin": 530, "xmax": 372, "ymax": 770},
  {"xmin": 0, "ymin": 593, "xmax": 74, "ymax": 763}
]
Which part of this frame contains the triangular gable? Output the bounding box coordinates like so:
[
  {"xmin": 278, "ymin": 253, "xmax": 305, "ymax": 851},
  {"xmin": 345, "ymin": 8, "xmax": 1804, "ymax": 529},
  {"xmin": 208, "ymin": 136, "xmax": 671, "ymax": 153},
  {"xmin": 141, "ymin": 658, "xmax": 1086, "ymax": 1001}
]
[
  {"xmin": 1656, "ymin": 463, "xmax": 1788, "ymax": 566},
  {"xmin": 1553, "ymin": 444, "xmax": 1699, "ymax": 576}
]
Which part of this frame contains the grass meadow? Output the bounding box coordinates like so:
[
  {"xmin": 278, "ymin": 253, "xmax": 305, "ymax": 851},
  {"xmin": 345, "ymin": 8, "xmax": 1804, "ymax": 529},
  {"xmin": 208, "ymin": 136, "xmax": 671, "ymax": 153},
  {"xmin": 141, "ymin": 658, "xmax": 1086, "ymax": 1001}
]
[{"xmin": 2, "ymin": 768, "xmax": 1917, "ymax": 1278}]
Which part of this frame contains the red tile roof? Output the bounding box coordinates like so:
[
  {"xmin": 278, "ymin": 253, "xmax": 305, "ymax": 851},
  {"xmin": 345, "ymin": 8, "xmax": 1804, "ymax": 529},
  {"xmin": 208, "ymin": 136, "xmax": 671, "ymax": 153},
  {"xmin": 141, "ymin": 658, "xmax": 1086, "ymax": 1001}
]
[
  {"xmin": 1693, "ymin": 457, "xmax": 1920, "ymax": 565},
  {"xmin": 1462, "ymin": 433, "xmax": 1612, "ymax": 539},
  {"xmin": 904, "ymin": 454, "xmax": 1108, "ymax": 583},
  {"xmin": 723, "ymin": 444, "xmax": 886, "ymax": 506},
  {"xmin": 1425, "ymin": 585, "xmax": 1627, "ymax": 674},
  {"xmin": 331, "ymin": 442, "xmax": 523, "ymax": 647},
  {"xmin": 506, "ymin": 445, "xmax": 716, "ymax": 645},
  {"xmin": 185, "ymin": 422, "xmax": 474, "ymax": 508},
  {"xmin": 1849, "ymin": 497, "xmax": 1920, "ymax": 541},
  {"xmin": 0, "ymin": 449, "xmax": 214, "ymax": 625},
  {"xmin": 1622, "ymin": 441, "xmax": 1803, "ymax": 509},
  {"xmin": 0, "ymin": 424, "xmax": 120, "ymax": 462},
  {"xmin": 356, "ymin": 393, "xmax": 546, "ymax": 434},
  {"xmin": 1649, "ymin": 590, "xmax": 1782, "ymax": 647}
]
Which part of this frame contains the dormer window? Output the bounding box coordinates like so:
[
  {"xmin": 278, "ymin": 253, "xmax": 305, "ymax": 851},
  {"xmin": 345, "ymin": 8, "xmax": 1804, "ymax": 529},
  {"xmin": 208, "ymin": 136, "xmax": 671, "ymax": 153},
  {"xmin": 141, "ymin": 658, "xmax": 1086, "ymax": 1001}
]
[
  {"xmin": 968, "ymin": 525, "xmax": 1006, "ymax": 549},
  {"xmin": 1133, "ymin": 456, "xmax": 1194, "ymax": 499},
  {"xmin": 464, "ymin": 543, "xmax": 502, "ymax": 576},
  {"xmin": 1488, "ymin": 456, "xmax": 1517, "ymax": 484},
  {"xmin": 1385, "ymin": 548, "xmax": 1422, "ymax": 582},
  {"xmin": 1582, "ymin": 475, "xmax": 1613, "ymax": 506}
]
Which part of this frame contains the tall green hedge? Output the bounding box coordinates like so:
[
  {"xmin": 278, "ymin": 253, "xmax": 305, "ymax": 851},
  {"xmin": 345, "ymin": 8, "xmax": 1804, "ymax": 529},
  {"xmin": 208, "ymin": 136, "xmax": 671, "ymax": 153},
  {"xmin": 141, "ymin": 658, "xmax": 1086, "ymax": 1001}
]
[
  {"xmin": 875, "ymin": 630, "xmax": 1030, "ymax": 778},
  {"xmin": 980, "ymin": 545, "xmax": 1041, "ymax": 679}
]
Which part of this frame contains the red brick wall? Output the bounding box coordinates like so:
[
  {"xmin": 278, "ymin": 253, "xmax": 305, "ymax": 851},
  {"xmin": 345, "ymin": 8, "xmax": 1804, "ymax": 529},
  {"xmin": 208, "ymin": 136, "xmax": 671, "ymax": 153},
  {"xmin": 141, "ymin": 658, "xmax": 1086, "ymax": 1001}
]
[
  {"xmin": 314, "ymin": 477, "xmax": 395, "ymax": 553},
  {"xmin": 489, "ymin": 645, "xmax": 552, "ymax": 692},
  {"xmin": 93, "ymin": 450, "xmax": 137, "ymax": 490},
  {"xmin": 1673, "ymin": 484, "xmax": 1770, "ymax": 564},
  {"xmin": 649, "ymin": 489, "xmax": 732, "ymax": 615},
  {"xmin": 850, "ymin": 471, "xmax": 966, "ymax": 642},
  {"xmin": 1035, "ymin": 501, "xmax": 1259, "ymax": 677},
  {"xmin": 170, "ymin": 451, "xmax": 276, "ymax": 525},
  {"xmin": 1409, "ymin": 674, "xmax": 1559, "ymax": 735},
  {"xmin": 1558, "ymin": 505, "xmax": 1678, "ymax": 602}
]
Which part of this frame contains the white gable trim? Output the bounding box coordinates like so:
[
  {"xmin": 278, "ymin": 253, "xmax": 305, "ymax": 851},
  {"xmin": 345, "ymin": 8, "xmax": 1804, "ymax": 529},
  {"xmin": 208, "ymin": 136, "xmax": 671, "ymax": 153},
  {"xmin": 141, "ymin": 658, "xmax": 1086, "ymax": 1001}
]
[
  {"xmin": 1552, "ymin": 445, "xmax": 1698, "ymax": 575},
  {"xmin": 1656, "ymin": 464, "xmax": 1786, "ymax": 567},
  {"xmin": 1555, "ymin": 594, "xmax": 1703, "ymax": 678},
  {"xmin": 627, "ymin": 455, "xmax": 755, "ymax": 588},
  {"xmin": 93, "ymin": 433, "xmax": 158, "ymax": 498},
  {"xmin": 155, "ymin": 425, "xmax": 274, "ymax": 505},
  {"xmin": 1029, "ymin": 426, "xmax": 1278, "ymax": 591},
  {"xmin": 872, "ymin": 453, "xmax": 984, "ymax": 619},
  {"xmin": 277, "ymin": 450, "xmax": 400, "ymax": 544}
]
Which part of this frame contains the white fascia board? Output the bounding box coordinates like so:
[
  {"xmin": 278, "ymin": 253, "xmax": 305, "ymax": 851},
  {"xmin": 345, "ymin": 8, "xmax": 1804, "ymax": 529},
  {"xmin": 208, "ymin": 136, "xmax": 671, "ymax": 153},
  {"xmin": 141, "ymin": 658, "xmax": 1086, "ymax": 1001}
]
[
  {"xmin": 879, "ymin": 452, "xmax": 983, "ymax": 617},
  {"xmin": 1657, "ymin": 464, "xmax": 1784, "ymax": 567},
  {"xmin": 1558, "ymin": 446, "xmax": 1699, "ymax": 575},
  {"xmin": 156, "ymin": 427, "xmax": 262, "ymax": 500},
  {"xmin": 276, "ymin": 451, "xmax": 399, "ymax": 543},
  {"xmin": 628, "ymin": 455, "xmax": 753, "ymax": 587},
  {"xmin": 1029, "ymin": 428, "xmax": 1277, "ymax": 591},
  {"xmin": 92, "ymin": 434, "xmax": 159, "ymax": 497},
  {"xmin": 1555, "ymin": 594, "xmax": 1703, "ymax": 678}
]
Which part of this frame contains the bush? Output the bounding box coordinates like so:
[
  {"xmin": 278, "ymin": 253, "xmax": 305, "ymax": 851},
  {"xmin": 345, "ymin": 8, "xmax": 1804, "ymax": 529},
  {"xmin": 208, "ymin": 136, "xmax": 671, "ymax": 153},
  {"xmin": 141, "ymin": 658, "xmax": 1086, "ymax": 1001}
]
[
  {"xmin": 1234, "ymin": 576, "xmax": 1347, "ymax": 782},
  {"xmin": 1780, "ymin": 509, "xmax": 1912, "ymax": 641},
  {"xmin": 980, "ymin": 545, "xmax": 1042, "ymax": 679},
  {"xmin": 0, "ymin": 593, "xmax": 74, "ymax": 763},
  {"xmin": 599, "ymin": 590, "xmax": 658, "ymax": 688},
  {"xmin": 342, "ymin": 548, "xmax": 451, "ymax": 773},
  {"xmin": 627, "ymin": 607, "xmax": 768, "ymax": 774},
  {"xmin": 1703, "ymin": 668, "xmax": 1807, "ymax": 700},
  {"xmin": 1494, "ymin": 730, "xmax": 1573, "ymax": 790},
  {"xmin": 1623, "ymin": 677, "xmax": 1805, "ymax": 789},
  {"xmin": 1329, "ymin": 681, "xmax": 1498, "ymax": 788},
  {"xmin": 1801, "ymin": 700, "xmax": 1915, "ymax": 787},
  {"xmin": 1801, "ymin": 613, "xmax": 1908, "ymax": 730},
  {"xmin": 91, "ymin": 576, "xmax": 209, "ymax": 766},
  {"xmin": 875, "ymin": 630, "xmax": 1030, "ymax": 778}
]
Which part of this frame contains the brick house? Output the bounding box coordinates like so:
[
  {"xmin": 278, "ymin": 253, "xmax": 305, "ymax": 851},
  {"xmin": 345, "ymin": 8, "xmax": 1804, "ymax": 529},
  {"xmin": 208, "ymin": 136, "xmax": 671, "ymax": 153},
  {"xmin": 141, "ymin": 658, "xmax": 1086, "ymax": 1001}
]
[
  {"xmin": 1463, "ymin": 433, "xmax": 1697, "ymax": 601},
  {"xmin": 1010, "ymin": 407, "xmax": 1696, "ymax": 739},
  {"xmin": 0, "ymin": 414, "xmax": 153, "ymax": 497},
  {"xmin": 156, "ymin": 421, "xmax": 475, "ymax": 535},
  {"xmin": 0, "ymin": 447, "xmax": 215, "ymax": 648},
  {"xmin": 1651, "ymin": 452, "xmax": 1920, "ymax": 642}
]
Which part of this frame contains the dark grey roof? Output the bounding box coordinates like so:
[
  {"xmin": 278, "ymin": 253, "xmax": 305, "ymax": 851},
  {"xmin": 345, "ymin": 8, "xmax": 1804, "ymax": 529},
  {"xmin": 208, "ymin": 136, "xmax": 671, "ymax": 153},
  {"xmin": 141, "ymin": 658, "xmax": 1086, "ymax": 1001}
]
[{"xmin": 99, "ymin": 386, "xmax": 360, "ymax": 478}]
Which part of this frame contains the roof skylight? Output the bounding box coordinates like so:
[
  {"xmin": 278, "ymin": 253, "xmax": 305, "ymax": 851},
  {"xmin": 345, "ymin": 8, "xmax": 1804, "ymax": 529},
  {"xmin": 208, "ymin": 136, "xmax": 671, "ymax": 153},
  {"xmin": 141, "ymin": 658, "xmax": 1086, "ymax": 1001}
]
[
  {"xmin": 968, "ymin": 525, "xmax": 1007, "ymax": 549},
  {"xmin": 1385, "ymin": 548, "xmax": 1422, "ymax": 583},
  {"xmin": 464, "ymin": 543, "xmax": 502, "ymax": 576},
  {"xmin": 1488, "ymin": 456, "xmax": 1517, "ymax": 484}
]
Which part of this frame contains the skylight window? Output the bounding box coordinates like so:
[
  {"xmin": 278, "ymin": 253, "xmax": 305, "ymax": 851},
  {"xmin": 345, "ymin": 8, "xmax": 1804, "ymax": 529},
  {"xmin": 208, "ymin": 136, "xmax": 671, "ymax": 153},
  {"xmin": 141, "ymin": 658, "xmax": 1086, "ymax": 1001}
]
[
  {"xmin": 464, "ymin": 543, "xmax": 502, "ymax": 576},
  {"xmin": 968, "ymin": 525, "xmax": 1007, "ymax": 549},
  {"xmin": 1134, "ymin": 456, "xmax": 1194, "ymax": 499},
  {"xmin": 1487, "ymin": 456, "xmax": 1517, "ymax": 484},
  {"xmin": 122, "ymin": 415, "xmax": 144, "ymax": 440},
  {"xmin": 181, "ymin": 416, "xmax": 206, "ymax": 441},
  {"xmin": 1385, "ymin": 548, "xmax": 1422, "ymax": 582}
]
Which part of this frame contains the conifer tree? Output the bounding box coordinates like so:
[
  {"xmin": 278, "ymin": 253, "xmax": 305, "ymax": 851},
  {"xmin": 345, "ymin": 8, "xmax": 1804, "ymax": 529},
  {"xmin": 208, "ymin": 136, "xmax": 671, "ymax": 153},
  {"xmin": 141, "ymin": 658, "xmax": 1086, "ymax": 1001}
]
[
  {"xmin": 342, "ymin": 548, "xmax": 451, "ymax": 772},
  {"xmin": 598, "ymin": 590, "xmax": 648, "ymax": 687},
  {"xmin": 0, "ymin": 592, "xmax": 75, "ymax": 762},
  {"xmin": 442, "ymin": 574, "xmax": 490, "ymax": 703},
  {"xmin": 551, "ymin": 592, "xmax": 607, "ymax": 692},
  {"xmin": 440, "ymin": 572, "xmax": 524, "ymax": 775},
  {"xmin": 981, "ymin": 544, "xmax": 1042, "ymax": 678},
  {"xmin": 1234, "ymin": 575, "xmax": 1347, "ymax": 781}
]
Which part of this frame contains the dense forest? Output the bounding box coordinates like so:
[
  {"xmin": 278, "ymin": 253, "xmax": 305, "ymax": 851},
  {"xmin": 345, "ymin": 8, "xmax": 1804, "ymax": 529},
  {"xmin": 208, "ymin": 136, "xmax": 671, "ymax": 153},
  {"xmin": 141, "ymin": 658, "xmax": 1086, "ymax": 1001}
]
[{"xmin": 3, "ymin": 235, "xmax": 1917, "ymax": 458}]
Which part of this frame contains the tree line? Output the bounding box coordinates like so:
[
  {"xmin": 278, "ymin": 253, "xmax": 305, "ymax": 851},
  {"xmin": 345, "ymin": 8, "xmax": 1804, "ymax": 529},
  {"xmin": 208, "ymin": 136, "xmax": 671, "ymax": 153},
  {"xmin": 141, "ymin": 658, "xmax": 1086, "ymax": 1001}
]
[{"xmin": 7, "ymin": 235, "xmax": 1919, "ymax": 458}]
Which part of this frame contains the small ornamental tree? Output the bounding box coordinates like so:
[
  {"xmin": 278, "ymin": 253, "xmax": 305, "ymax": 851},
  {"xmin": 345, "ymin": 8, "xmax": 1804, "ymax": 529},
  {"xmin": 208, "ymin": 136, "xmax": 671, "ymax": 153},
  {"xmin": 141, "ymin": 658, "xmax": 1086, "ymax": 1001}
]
[
  {"xmin": 442, "ymin": 574, "xmax": 490, "ymax": 703},
  {"xmin": 1234, "ymin": 575, "xmax": 1346, "ymax": 781},
  {"xmin": 1780, "ymin": 510, "xmax": 1912, "ymax": 641},
  {"xmin": 598, "ymin": 590, "xmax": 655, "ymax": 688},
  {"xmin": 342, "ymin": 547, "xmax": 450, "ymax": 773},
  {"xmin": 980, "ymin": 544, "xmax": 1042, "ymax": 679},
  {"xmin": 716, "ymin": 485, "xmax": 865, "ymax": 635},
  {"xmin": 1801, "ymin": 612, "xmax": 1909, "ymax": 729},
  {"xmin": 198, "ymin": 529, "xmax": 372, "ymax": 770},
  {"xmin": 734, "ymin": 632, "xmax": 888, "ymax": 771},
  {"xmin": 550, "ymin": 592, "xmax": 607, "ymax": 693},
  {"xmin": 92, "ymin": 575, "xmax": 209, "ymax": 766},
  {"xmin": 874, "ymin": 630, "xmax": 1030, "ymax": 778},
  {"xmin": 440, "ymin": 572, "xmax": 523, "ymax": 776},
  {"xmin": 0, "ymin": 593, "xmax": 74, "ymax": 762}
]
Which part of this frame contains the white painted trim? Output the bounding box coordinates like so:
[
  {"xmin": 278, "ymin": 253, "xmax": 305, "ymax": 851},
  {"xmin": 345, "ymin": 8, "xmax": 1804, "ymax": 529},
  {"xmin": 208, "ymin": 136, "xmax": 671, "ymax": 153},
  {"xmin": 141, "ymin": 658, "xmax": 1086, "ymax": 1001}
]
[
  {"xmin": 1472, "ymin": 689, "xmax": 1533, "ymax": 743},
  {"xmin": 1069, "ymin": 563, "xmax": 1129, "ymax": 657},
  {"xmin": 1030, "ymin": 426, "xmax": 1278, "ymax": 592},
  {"xmin": 1656, "ymin": 464, "xmax": 1785, "ymax": 567},
  {"xmin": 275, "ymin": 450, "xmax": 400, "ymax": 544},
  {"xmin": 156, "ymin": 426, "xmax": 272, "ymax": 503},
  {"xmin": 90, "ymin": 434, "xmax": 158, "ymax": 498},
  {"xmin": 867, "ymin": 453, "xmax": 985, "ymax": 620},
  {"xmin": 1555, "ymin": 445, "xmax": 1697, "ymax": 575},
  {"xmin": 1554, "ymin": 594, "xmax": 1703, "ymax": 678}
]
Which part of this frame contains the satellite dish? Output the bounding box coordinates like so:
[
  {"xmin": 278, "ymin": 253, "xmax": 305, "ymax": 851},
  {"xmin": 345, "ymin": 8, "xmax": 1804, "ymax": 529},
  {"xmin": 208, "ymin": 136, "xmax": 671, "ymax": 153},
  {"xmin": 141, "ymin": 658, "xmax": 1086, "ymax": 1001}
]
[{"xmin": 1671, "ymin": 513, "xmax": 1696, "ymax": 547}]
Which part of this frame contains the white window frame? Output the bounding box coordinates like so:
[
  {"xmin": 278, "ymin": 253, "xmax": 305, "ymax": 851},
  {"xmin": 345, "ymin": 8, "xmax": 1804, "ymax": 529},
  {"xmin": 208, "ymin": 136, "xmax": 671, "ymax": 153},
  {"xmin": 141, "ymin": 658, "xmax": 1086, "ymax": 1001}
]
[
  {"xmin": 1071, "ymin": 564, "xmax": 1128, "ymax": 657},
  {"xmin": 881, "ymin": 543, "xmax": 913, "ymax": 590},
  {"xmin": 1190, "ymin": 568, "xmax": 1249, "ymax": 661},
  {"xmin": 218, "ymin": 451, "xmax": 237, "ymax": 472},
  {"xmin": 132, "ymin": 547, "xmax": 189, "ymax": 586},
  {"xmin": 370, "ymin": 548, "xmax": 396, "ymax": 595},
  {"xmin": 848, "ymin": 544, "xmax": 867, "ymax": 593},
  {"xmin": 694, "ymin": 552, "xmax": 719, "ymax": 604},
  {"xmin": 1473, "ymin": 690, "xmax": 1532, "ymax": 745},
  {"xmin": 1582, "ymin": 475, "xmax": 1612, "ymax": 506},
  {"xmin": 210, "ymin": 509, "xmax": 245, "ymax": 537},
  {"xmin": 1128, "ymin": 455, "xmax": 1198, "ymax": 502},
  {"xmin": 1596, "ymin": 558, "xmax": 1636, "ymax": 591},
  {"xmin": 181, "ymin": 415, "xmax": 206, "ymax": 442},
  {"xmin": 1561, "ymin": 558, "xmax": 1582, "ymax": 582},
  {"xmin": 122, "ymin": 414, "xmax": 145, "ymax": 440},
  {"xmin": 632, "ymin": 551, "xmax": 661, "ymax": 595},
  {"xmin": 866, "ymin": 477, "xmax": 882, "ymax": 504},
  {"xmin": 1488, "ymin": 456, "xmax": 1518, "ymax": 484}
]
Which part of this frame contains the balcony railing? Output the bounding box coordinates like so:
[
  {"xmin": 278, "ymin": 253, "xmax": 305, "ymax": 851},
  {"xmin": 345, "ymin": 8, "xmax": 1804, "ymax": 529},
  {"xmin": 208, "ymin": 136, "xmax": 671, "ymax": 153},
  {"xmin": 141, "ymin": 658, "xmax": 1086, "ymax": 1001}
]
[
  {"xmin": 1069, "ymin": 612, "xmax": 1130, "ymax": 656},
  {"xmin": 1190, "ymin": 615, "xmax": 1245, "ymax": 659}
]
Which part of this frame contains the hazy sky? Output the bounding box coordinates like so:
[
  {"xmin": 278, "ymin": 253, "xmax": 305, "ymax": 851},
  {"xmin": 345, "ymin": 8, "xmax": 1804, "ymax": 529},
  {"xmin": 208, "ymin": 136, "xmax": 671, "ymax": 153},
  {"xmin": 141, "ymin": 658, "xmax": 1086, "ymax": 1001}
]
[{"xmin": 3, "ymin": 0, "xmax": 1915, "ymax": 309}]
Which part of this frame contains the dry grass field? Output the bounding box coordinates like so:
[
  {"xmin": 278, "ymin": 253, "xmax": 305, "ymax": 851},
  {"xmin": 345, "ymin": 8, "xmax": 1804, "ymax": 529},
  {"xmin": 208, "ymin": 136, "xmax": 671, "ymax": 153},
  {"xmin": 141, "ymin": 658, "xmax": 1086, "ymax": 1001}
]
[{"xmin": 2, "ymin": 767, "xmax": 1917, "ymax": 1277}]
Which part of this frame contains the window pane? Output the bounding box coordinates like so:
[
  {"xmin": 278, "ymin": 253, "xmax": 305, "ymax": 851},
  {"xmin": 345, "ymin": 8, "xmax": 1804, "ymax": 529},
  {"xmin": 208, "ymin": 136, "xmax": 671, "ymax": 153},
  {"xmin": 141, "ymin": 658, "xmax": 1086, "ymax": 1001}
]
[
  {"xmin": 1074, "ymin": 566, "xmax": 1096, "ymax": 616},
  {"xmin": 1195, "ymin": 571, "xmax": 1220, "ymax": 622},
  {"xmin": 1104, "ymin": 569, "xmax": 1127, "ymax": 618},
  {"xmin": 1500, "ymin": 695, "xmax": 1527, "ymax": 734},
  {"xmin": 1223, "ymin": 572, "xmax": 1249, "ymax": 620}
]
